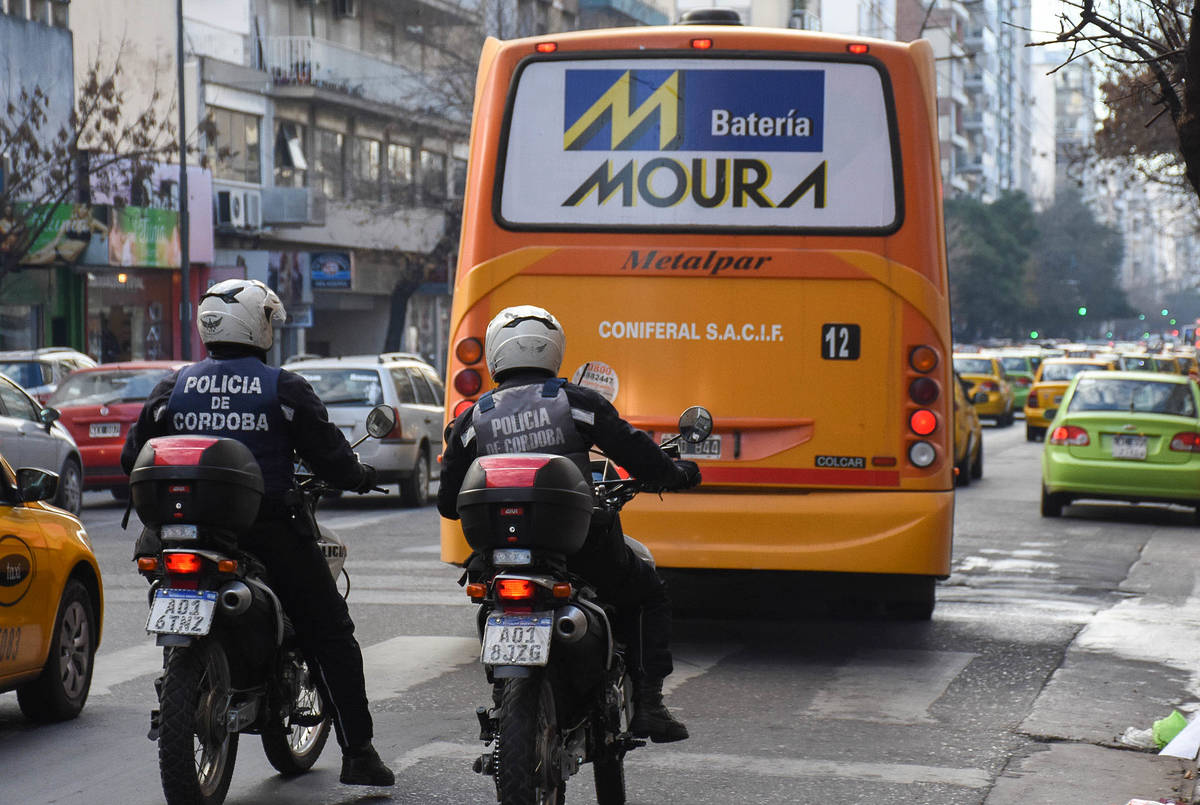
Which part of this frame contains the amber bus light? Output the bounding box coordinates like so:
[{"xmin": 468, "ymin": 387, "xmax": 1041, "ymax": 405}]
[{"xmin": 455, "ymin": 337, "xmax": 484, "ymax": 365}]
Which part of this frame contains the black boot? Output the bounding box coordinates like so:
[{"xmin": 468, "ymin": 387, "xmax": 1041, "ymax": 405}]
[
  {"xmin": 630, "ymin": 677, "xmax": 689, "ymax": 743},
  {"xmin": 340, "ymin": 743, "xmax": 395, "ymax": 786}
]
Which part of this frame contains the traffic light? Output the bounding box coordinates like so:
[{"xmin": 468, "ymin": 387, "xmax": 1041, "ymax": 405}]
[{"xmin": 1077, "ymin": 306, "xmax": 1087, "ymax": 316}]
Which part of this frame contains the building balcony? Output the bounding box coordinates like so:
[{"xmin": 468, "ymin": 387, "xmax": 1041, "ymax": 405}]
[{"xmin": 253, "ymin": 36, "xmax": 466, "ymax": 122}]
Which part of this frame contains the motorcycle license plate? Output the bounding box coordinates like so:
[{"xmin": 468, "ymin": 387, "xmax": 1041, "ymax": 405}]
[
  {"xmin": 481, "ymin": 612, "xmax": 552, "ymax": 666},
  {"xmin": 146, "ymin": 589, "xmax": 217, "ymax": 636}
]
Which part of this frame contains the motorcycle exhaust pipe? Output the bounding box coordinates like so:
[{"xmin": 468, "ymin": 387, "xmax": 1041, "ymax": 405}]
[
  {"xmin": 218, "ymin": 581, "xmax": 253, "ymax": 616},
  {"xmin": 553, "ymin": 605, "xmax": 589, "ymax": 644}
]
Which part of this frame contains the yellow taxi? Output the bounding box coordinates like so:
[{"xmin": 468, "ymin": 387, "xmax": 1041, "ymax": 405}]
[
  {"xmin": 952, "ymin": 371, "xmax": 983, "ymax": 486},
  {"xmin": 1024, "ymin": 356, "xmax": 1117, "ymax": 441},
  {"xmin": 952, "ymin": 354, "xmax": 1016, "ymax": 426},
  {"xmin": 0, "ymin": 451, "xmax": 102, "ymax": 721},
  {"xmin": 1173, "ymin": 351, "xmax": 1200, "ymax": 379}
]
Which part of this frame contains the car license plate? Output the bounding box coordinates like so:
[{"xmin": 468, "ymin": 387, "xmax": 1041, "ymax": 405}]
[
  {"xmin": 481, "ymin": 612, "xmax": 552, "ymax": 666},
  {"xmin": 663, "ymin": 433, "xmax": 723, "ymax": 459},
  {"xmin": 146, "ymin": 589, "xmax": 217, "ymax": 636},
  {"xmin": 89, "ymin": 422, "xmax": 120, "ymax": 438},
  {"xmin": 1112, "ymin": 434, "xmax": 1147, "ymax": 460}
]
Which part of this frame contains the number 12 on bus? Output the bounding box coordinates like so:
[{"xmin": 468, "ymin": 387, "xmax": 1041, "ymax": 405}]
[{"xmin": 442, "ymin": 20, "xmax": 953, "ymax": 619}]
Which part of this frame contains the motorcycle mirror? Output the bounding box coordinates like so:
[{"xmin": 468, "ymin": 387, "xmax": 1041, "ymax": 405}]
[
  {"xmin": 677, "ymin": 406, "xmax": 713, "ymax": 443},
  {"xmin": 365, "ymin": 404, "xmax": 399, "ymax": 439}
]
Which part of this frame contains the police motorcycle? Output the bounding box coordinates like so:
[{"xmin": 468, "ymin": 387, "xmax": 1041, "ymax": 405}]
[
  {"xmin": 461, "ymin": 406, "xmax": 713, "ymax": 805},
  {"xmin": 130, "ymin": 404, "xmax": 397, "ymax": 805}
]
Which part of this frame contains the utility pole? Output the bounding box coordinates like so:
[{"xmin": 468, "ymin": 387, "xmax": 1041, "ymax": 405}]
[{"xmin": 177, "ymin": 0, "xmax": 192, "ymax": 359}]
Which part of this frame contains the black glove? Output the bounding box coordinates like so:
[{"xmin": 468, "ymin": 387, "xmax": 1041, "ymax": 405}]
[
  {"xmin": 668, "ymin": 459, "xmax": 701, "ymax": 490},
  {"xmin": 353, "ymin": 463, "xmax": 378, "ymax": 494}
]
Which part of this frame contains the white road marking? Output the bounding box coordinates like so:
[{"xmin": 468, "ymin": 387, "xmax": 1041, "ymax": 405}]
[
  {"xmin": 91, "ymin": 642, "xmax": 162, "ymax": 695},
  {"xmin": 362, "ymin": 635, "xmax": 481, "ymax": 702},
  {"xmin": 662, "ymin": 642, "xmax": 739, "ymax": 695},
  {"xmin": 389, "ymin": 741, "xmax": 990, "ymax": 788},
  {"xmin": 1075, "ymin": 595, "xmax": 1200, "ymax": 697},
  {"xmin": 808, "ymin": 648, "xmax": 977, "ymax": 724}
]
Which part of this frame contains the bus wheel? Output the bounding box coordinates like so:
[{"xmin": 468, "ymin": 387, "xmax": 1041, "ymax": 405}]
[{"xmin": 887, "ymin": 576, "xmax": 935, "ymax": 621}]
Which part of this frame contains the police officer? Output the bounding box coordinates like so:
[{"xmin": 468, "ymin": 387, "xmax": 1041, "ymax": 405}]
[
  {"xmin": 438, "ymin": 305, "xmax": 700, "ymax": 742},
  {"xmin": 121, "ymin": 279, "xmax": 394, "ymax": 786}
]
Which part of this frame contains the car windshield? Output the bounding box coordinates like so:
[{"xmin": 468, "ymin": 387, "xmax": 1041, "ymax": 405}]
[
  {"xmin": 954, "ymin": 358, "xmax": 994, "ymax": 375},
  {"xmin": 1000, "ymin": 357, "xmax": 1029, "ymax": 372},
  {"xmin": 1068, "ymin": 378, "xmax": 1197, "ymax": 417},
  {"xmin": 48, "ymin": 369, "xmax": 172, "ymax": 407},
  {"xmin": 0, "ymin": 361, "xmax": 48, "ymax": 389},
  {"xmin": 1040, "ymin": 362, "xmax": 1099, "ymax": 382},
  {"xmin": 294, "ymin": 369, "xmax": 384, "ymax": 406}
]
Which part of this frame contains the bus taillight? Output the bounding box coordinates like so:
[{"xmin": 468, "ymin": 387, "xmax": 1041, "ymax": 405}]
[
  {"xmin": 909, "ymin": 346, "xmax": 939, "ymax": 373},
  {"xmin": 908, "ymin": 441, "xmax": 936, "ymax": 467},
  {"xmin": 455, "ymin": 337, "xmax": 484, "ymax": 365},
  {"xmin": 909, "ymin": 409, "xmax": 937, "ymax": 436},
  {"xmin": 909, "ymin": 377, "xmax": 939, "ymax": 404},
  {"xmin": 454, "ymin": 369, "xmax": 483, "ymax": 396}
]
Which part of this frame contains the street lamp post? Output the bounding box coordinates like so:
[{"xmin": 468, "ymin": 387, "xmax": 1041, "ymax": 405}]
[{"xmin": 177, "ymin": 0, "xmax": 191, "ymax": 360}]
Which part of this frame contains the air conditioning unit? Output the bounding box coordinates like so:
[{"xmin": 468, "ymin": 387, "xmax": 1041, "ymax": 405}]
[
  {"xmin": 215, "ymin": 189, "xmax": 263, "ymax": 231},
  {"xmin": 332, "ymin": 0, "xmax": 357, "ymax": 18}
]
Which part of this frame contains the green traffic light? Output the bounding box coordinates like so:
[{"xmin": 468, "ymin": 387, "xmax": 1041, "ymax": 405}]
[
  {"xmin": 1170, "ymin": 318, "xmax": 1177, "ymax": 325},
  {"xmin": 1077, "ymin": 306, "xmax": 1087, "ymax": 316},
  {"xmin": 1030, "ymin": 330, "xmax": 1039, "ymax": 339},
  {"xmin": 1139, "ymin": 314, "xmax": 1146, "ymax": 320},
  {"xmin": 1162, "ymin": 309, "xmax": 1170, "ymax": 316}
]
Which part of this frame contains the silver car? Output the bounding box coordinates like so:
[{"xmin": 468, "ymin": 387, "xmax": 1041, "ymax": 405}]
[
  {"xmin": 286, "ymin": 354, "xmax": 444, "ymax": 506},
  {"xmin": 0, "ymin": 347, "xmax": 98, "ymax": 404},
  {"xmin": 0, "ymin": 373, "xmax": 83, "ymax": 513}
]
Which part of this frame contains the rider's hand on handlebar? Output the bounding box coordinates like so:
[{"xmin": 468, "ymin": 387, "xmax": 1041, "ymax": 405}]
[
  {"xmin": 353, "ymin": 463, "xmax": 378, "ymax": 494},
  {"xmin": 669, "ymin": 459, "xmax": 701, "ymax": 490}
]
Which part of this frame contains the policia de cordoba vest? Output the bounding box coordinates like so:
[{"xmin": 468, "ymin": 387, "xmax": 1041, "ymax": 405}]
[
  {"xmin": 166, "ymin": 356, "xmax": 294, "ymax": 496},
  {"xmin": 474, "ymin": 378, "xmax": 591, "ymax": 479}
]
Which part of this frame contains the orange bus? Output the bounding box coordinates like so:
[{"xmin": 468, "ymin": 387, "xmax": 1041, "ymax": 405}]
[{"xmin": 441, "ymin": 19, "xmax": 953, "ymax": 617}]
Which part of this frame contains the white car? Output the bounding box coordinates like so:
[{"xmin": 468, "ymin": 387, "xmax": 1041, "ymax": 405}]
[
  {"xmin": 0, "ymin": 373, "xmax": 83, "ymax": 513},
  {"xmin": 0, "ymin": 348, "xmax": 97, "ymax": 404},
  {"xmin": 286, "ymin": 353, "xmax": 444, "ymax": 506}
]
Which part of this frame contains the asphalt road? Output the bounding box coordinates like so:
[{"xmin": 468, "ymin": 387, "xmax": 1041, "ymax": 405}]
[{"xmin": 2, "ymin": 423, "xmax": 1199, "ymax": 804}]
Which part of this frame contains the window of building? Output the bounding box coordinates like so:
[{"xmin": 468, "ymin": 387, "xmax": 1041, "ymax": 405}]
[
  {"xmin": 274, "ymin": 121, "xmax": 308, "ymax": 188},
  {"xmin": 315, "ymin": 129, "xmax": 345, "ymax": 199},
  {"xmin": 370, "ymin": 20, "xmax": 395, "ymax": 60},
  {"xmin": 50, "ymin": 0, "xmax": 66, "ymax": 27},
  {"xmin": 419, "ymin": 149, "xmax": 446, "ymax": 203},
  {"xmin": 28, "ymin": 0, "xmax": 46, "ymax": 23},
  {"xmin": 208, "ymin": 107, "xmax": 262, "ymax": 184},
  {"xmin": 3, "ymin": 0, "xmax": 25, "ymax": 18},
  {"xmin": 450, "ymin": 157, "xmax": 467, "ymax": 199},
  {"xmin": 353, "ymin": 136, "xmax": 382, "ymax": 200},
  {"xmin": 387, "ymin": 143, "xmax": 414, "ymax": 203}
]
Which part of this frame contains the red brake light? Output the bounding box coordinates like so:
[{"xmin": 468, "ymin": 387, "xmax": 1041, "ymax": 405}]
[
  {"xmin": 481, "ymin": 455, "xmax": 553, "ymax": 488},
  {"xmin": 1170, "ymin": 432, "xmax": 1200, "ymax": 452},
  {"xmin": 497, "ymin": 579, "xmax": 536, "ymax": 600},
  {"xmin": 535, "ymin": 42, "xmax": 557, "ymax": 53},
  {"xmin": 1048, "ymin": 426, "xmax": 1089, "ymax": 446},
  {"xmin": 1016, "ymin": 377, "xmax": 1032, "ymax": 387},
  {"xmin": 979, "ymin": 381, "xmax": 1000, "ymax": 392},
  {"xmin": 909, "ymin": 409, "xmax": 937, "ymax": 436},
  {"xmin": 847, "ymin": 43, "xmax": 870, "ymax": 54},
  {"xmin": 453, "ymin": 398, "xmax": 475, "ymax": 417},
  {"xmin": 454, "ymin": 369, "xmax": 483, "ymax": 397},
  {"xmin": 691, "ymin": 38, "xmax": 713, "ymax": 49},
  {"xmin": 163, "ymin": 552, "xmax": 202, "ymax": 574}
]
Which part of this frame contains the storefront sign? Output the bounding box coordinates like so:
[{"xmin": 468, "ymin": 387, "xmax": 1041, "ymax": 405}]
[
  {"xmin": 311, "ymin": 252, "xmax": 352, "ymax": 289},
  {"xmin": 5, "ymin": 204, "xmax": 109, "ymax": 266},
  {"xmin": 109, "ymin": 206, "xmax": 181, "ymax": 268}
]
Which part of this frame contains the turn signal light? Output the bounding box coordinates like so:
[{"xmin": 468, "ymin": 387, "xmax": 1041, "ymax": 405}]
[
  {"xmin": 1048, "ymin": 425, "xmax": 1089, "ymax": 446},
  {"xmin": 217, "ymin": 559, "xmax": 239, "ymax": 573},
  {"xmin": 909, "ymin": 409, "xmax": 937, "ymax": 436},
  {"xmin": 466, "ymin": 582, "xmax": 487, "ymax": 599},
  {"xmin": 454, "ymin": 369, "xmax": 483, "ymax": 397},
  {"xmin": 455, "ymin": 337, "xmax": 484, "ymax": 365},
  {"xmin": 1170, "ymin": 432, "xmax": 1200, "ymax": 452},
  {"xmin": 909, "ymin": 346, "xmax": 939, "ymax": 373},
  {"xmin": 163, "ymin": 552, "xmax": 202, "ymax": 574},
  {"xmin": 497, "ymin": 579, "xmax": 536, "ymax": 600},
  {"xmin": 552, "ymin": 583, "xmax": 572, "ymax": 598},
  {"xmin": 137, "ymin": 556, "xmax": 159, "ymax": 572}
]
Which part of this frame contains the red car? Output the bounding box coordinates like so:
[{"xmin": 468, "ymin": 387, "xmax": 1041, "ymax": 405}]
[{"xmin": 47, "ymin": 361, "xmax": 188, "ymax": 498}]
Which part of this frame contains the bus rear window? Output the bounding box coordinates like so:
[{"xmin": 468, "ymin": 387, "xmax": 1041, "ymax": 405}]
[{"xmin": 498, "ymin": 56, "xmax": 900, "ymax": 232}]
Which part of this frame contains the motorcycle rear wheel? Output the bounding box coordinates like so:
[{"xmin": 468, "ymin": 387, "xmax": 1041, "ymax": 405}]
[
  {"xmin": 158, "ymin": 641, "xmax": 239, "ymax": 805},
  {"xmin": 497, "ymin": 674, "xmax": 565, "ymax": 805},
  {"xmin": 261, "ymin": 657, "xmax": 331, "ymax": 775}
]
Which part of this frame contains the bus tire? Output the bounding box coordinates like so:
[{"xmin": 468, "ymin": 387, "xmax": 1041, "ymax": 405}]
[{"xmin": 887, "ymin": 576, "xmax": 935, "ymax": 621}]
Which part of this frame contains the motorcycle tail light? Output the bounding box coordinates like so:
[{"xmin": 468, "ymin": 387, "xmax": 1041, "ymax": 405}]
[
  {"xmin": 1170, "ymin": 432, "xmax": 1200, "ymax": 452},
  {"xmin": 163, "ymin": 552, "xmax": 202, "ymax": 574},
  {"xmin": 497, "ymin": 579, "xmax": 536, "ymax": 600},
  {"xmin": 1048, "ymin": 425, "xmax": 1089, "ymax": 446}
]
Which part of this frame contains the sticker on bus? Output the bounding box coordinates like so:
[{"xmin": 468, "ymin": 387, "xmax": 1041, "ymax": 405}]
[{"xmin": 500, "ymin": 58, "xmax": 898, "ymax": 231}]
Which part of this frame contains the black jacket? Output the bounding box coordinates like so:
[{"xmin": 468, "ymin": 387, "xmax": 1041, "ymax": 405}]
[
  {"xmin": 438, "ymin": 369, "xmax": 683, "ymax": 520},
  {"xmin": 120, "ymin": 345, "xmax": 369, "ymax": 497}
]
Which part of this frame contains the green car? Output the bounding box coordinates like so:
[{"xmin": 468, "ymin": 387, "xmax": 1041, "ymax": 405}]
[
  {"xmin": 998, "ymin": 352, "xmax": 1040, "ymax": 410},
  {"xmin": 1041, "ymin": 371, "xmax": 1200, "ymax": 519}
]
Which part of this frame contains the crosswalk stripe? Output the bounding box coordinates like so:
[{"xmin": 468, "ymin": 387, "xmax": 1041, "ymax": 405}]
[
  {"xmin": 663, "ymin": 642, "xmax": 738, "ymax": 695},
  {"xmin": 808, "ymin": 648, "xmax": 977, "ymax": 724},
  {"xmin": 91, "ymin": 642, "xmax": 162, "ymax": 695},
  {"xmin": 362, "ymin": 636, "xmax": 480, "ymax": 702}
]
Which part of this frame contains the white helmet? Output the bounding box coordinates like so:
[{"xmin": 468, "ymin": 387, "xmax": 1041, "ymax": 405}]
[
  {"xmin": 485, "ymin": 305, "xmax": 564, "ymax": 380},
  {"xmin": 197, "ymin": 279, "xmax": 286, "ymax": 351}
]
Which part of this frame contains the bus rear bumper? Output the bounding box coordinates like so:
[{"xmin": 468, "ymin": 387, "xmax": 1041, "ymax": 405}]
[{"xmin": 619, "ymin": 489, "xmax": 954, "ymax": 576}]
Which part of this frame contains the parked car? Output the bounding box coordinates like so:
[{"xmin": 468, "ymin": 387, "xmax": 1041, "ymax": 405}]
[
  {"xmin": 0, "ymin": 348, "xmax": 97, "ymax": 404},
  {"xmin": 952, "ymin": 371, "xmax": 983, "ymax": 486},
  {"xmin": 1041, "ymin": 371, "xmax": 1200, "ymax": 520},
  {"xmin": 285, "ymin": 354, "xmax": 445, "ymax": 506},
  {"xmin": 0, "ymin": 450, "xmax": 103, "ymax": 721},
  {"xmin": 952, "ymin": 354, "xmax": 1015, "ymax": 426},
  {"xmin": 47, "ymin": 361, "xmax": 188, "ymax": 499},
  {"xmin": 0, "ymin": 373, "xmax": 82, "ymax": 513},
  {"xmin": 1024, "ymin": 357, "xmax": 1117, "ymax": 442}
]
